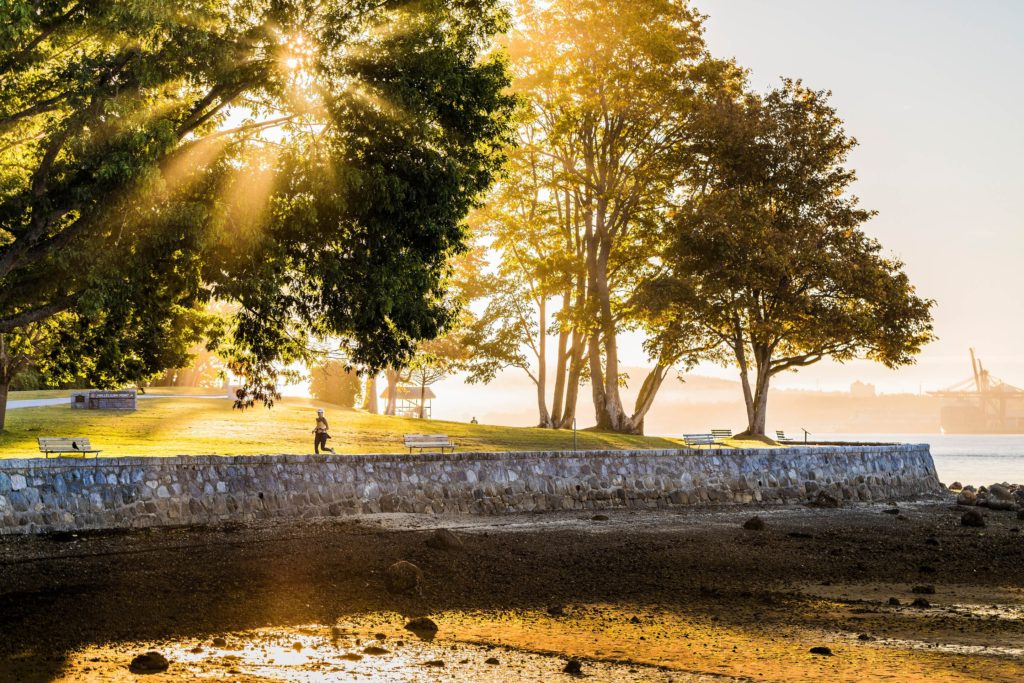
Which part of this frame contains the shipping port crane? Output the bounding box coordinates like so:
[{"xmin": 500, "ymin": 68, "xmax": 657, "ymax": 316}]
[{"xmin": 929, "ymin": 349, "xmax": 1024, "ymax": 433}]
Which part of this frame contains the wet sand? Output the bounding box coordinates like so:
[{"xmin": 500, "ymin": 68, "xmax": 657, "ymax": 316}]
[{"xmin": 0, "ymin": 500, "xmax": 1022, "ymax": 681}]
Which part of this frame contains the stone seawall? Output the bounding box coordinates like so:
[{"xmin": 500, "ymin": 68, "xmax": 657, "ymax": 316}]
[{"xmin": 0, "ymin": 445, "xmax": 940, "ymax": 534}]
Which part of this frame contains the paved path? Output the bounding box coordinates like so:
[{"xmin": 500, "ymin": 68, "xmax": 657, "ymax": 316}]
[{"xmin": 6, "ymin": 394, "xmax": 226, "ymax": 410}]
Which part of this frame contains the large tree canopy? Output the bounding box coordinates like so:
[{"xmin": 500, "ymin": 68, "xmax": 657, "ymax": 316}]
[
  {"xmin": 465, "ymin": 0, "xmax": 742, "ymax": 434},
  {"xmin": 0, "ymin": 0, "xmax": 514, "ymax": 421},
  {"xmin": 641, "ymin": 80, "xmax": 934, "ymax": 436}
]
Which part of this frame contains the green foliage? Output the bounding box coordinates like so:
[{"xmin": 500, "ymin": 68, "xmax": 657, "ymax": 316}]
[
  {"xmin": 477, "ymin": 0, "xmax": 743, "ymax": 433},
  {"xmin": 0, "ymin": 0, "xmax": 516, "ymax": 421},
  {"xmin": 309, "ymin": 361, "xmax": 363, "ymax": 409},
  {"xmin": 641, "ymin": 80, "xmax": 935, "ymax": 434}
]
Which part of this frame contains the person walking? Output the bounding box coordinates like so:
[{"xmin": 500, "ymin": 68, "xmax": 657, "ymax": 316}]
[{"xmin": 313, "ymin": 408, "xmax": 335, "ymax": 454}]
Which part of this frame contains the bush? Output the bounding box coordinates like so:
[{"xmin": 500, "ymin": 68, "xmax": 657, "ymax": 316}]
[{"xmin": 309, "ymin": 361, "xmax": 363, "ymax": 408}]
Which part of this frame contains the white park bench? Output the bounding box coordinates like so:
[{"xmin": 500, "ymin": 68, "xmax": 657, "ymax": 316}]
[
  {"xmin": 403, "ymin": 434, "xmax": 456, "ymax": 454},
  {"xmin": 37, "ymin": 437, "xmax": 102, "ymax": 459}
]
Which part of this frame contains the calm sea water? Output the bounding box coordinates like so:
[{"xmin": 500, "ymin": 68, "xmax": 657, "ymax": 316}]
[{"xmin": 817, "ymin": 434, "xmax": 1024, "ymax": 487}]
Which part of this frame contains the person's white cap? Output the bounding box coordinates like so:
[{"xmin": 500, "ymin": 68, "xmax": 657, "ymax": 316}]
[{"xmin": 317, "ymin": 408, "xmax": 324, "ymax": 414}]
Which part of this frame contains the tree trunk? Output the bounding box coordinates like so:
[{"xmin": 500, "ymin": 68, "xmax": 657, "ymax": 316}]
[
  {"xmin": 738, "ymin": 344, "xmax": 772, "ymax": 436},
  {"xmin": 0, "ymin": 381, "xmax": 8, "ymax": 433},
  {"xmin": 626, "ymin": 364, "xmax": 670, "ymax": 436},
  {"xmin": 556, "ymin": 332, "xmax": 585, "ymax": 429},
  {"xmin": 384, "ymin": 368, "xmax": 400, "ymax": 416},
  {"xmin": 587, "ymin": 335, "xmax": 611, "ymax": 430},
  {"xmin": 592, "ymin": 242, "xmax": 630, "ymax": 431},
  {"xmin": 535, "ymin": 297, "xmax": 551, "ymax": 427},
  {"xmin": 418, "ymin": 376, "xmax": 427, "ymax": 419},
  {"xmin": 362, "ymin": 374, "xmax": 378, "ymax": 414},
  {"xmin": 549, "ymin": 292, "xmax": 571, "ymax": 427},
  {"xmin": 746, "ymin": 367, "xmax": 771, "ymax": 436}
]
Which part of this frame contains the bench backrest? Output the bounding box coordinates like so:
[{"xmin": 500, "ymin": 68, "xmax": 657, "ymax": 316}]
[
  {"xmin": 38, "ymin": 437, "xmax": 93, "ymax": 452},
  {"xmin": 682, "ymin": 433, "xmax": 714, "ymax": 445},
  {"xmin": 776, "ymin": 430, "xmax": 792, "ymax": 441},
  {"xmin": 404, "ymin": 434, "xmax": 451, "ymax": 445},
  {"xmin": 711, "ymin": 429, "xmax": 732, "ymax": 439}
]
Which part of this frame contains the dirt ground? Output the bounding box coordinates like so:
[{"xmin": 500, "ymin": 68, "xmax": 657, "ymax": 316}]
[{"xmin": 0, "ymin": 499, "xmax": 1022, "ymax": 682}]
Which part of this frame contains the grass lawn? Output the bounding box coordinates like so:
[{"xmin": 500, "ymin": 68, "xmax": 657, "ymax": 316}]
[
  {"xmin": 0, "ymin": 396, "xmax": 774, "ymax": 458},
  {"xmin": 7, "ymin": 386, "xmax": 224, "ymax": 402}
]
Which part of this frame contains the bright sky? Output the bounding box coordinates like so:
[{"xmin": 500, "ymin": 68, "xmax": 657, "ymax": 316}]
[{"xmin": 610, "ymin": 0, "xmax": 1024, "ymax": 394}]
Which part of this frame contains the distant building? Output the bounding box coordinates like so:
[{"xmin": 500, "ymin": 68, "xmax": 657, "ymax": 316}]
[
  {"xmin": 381, "ymin": 385, "xmax": 436, "ymax": 418},
  {"xmin": 850, "ymin": 381, "xmax": 876, "ymax": 398}
]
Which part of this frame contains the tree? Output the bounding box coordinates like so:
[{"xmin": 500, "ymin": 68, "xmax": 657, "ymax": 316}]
[
  {"xmin": 641, "ymin": 81, "xmax": 935, "ymax": 436},
  {"xmin": 407, "ymin": 336, "xmax": 468, "ymax": 419},
  {"xmin": 0, "ymin": 0, "xmax": 515, "ymax": 427},
  {"xmin": 464, "ymin": 109, "xmax": 588, "ymax": 428},
  {"xmin": 495, "ymin": 0, "xmax": 741, "ymax": 433},
  {"xmin": 310, "ymin": 360, "xmax": 363, "ymax": 408}
]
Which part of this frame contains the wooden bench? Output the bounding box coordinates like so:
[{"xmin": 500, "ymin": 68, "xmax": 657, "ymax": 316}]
[
  {"xmin": 776, "ymin": 430, "xmax": 795, "ymax": 444},
  {"xmin": 711, "ymin": 429, "xmax": 733, "ymax": 444},
  {"xmin": 38, "ymin": 437, "xmax": 102, "ymax": 459},
  {"xmin": 403, "ymin": 434, "xmax": 456, "ymax": 453}
]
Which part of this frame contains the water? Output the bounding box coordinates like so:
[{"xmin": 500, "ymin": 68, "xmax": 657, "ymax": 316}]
[{"xmin": 817, "ymin": 433, "xmax": 1024, "ymax": 487}]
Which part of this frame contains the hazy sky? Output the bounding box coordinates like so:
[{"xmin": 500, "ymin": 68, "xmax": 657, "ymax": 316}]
[
  {"xmin": 611, "ymin": 0, "xmax": 1024, "ymax": 393},
  {"xmin": 427, "ymin": 1, "xmax": 1024, "ymax": 424}
]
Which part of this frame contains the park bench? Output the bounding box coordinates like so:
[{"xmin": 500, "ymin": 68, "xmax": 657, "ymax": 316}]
[
  {"xmin": 403, "ymin": 434, "xmax": 456, "ymax": 453},
  {"xmin": 681, "ymin": 433, "xmax": 715, "ymax": 448},
  {"xmin": 37, "ymin": 437, "xmax": 102, "ymax": 459},
  {"xmin": 711, "ymin": 429, "xmax": 733, "ymax": 444},
  {"xmin": 775, "ymin": 430, "xmax": 795, "ymax": 444}
]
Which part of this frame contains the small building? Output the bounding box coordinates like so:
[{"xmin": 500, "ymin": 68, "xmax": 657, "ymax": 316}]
[
  {"xmin": 70, "ymin": 389, "xmax": 137, "ymax": 411},
  {"xmin": 382, "ymin": 385, "xmax": 435, "ymax": 418}
]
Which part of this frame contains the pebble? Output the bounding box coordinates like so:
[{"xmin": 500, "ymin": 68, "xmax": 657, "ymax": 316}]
[{"xmin": 809, "ymin": 646, "xmax": 833, "ymax": 656}]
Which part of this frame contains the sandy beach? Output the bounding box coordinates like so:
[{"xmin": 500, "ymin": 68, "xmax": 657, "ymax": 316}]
[{"xmin": 1, "ymin": 498, "xmax": 1022, "ymax": 682}]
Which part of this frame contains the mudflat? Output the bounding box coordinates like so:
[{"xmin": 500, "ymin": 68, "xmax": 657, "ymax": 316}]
[{"xmin": 0, "ymin": 501, "xmax": 1022, "ymax": 682}]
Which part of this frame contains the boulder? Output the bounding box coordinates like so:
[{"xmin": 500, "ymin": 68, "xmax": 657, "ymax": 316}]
[
  {"xmin": 989, "ymin": 484, "xmax": 1013, "ymax": 501},
  {"xmin": 911, "ymin": 585, "xmax": 935, "ymax": 594},
  {"xmin": 956, "ymin": 490, "xmax": 977, "ymax": 506},
  {"xmin": 743, "ymin": 516, "xmax": 765, "ymax": 531},
  {"xmin": 425, "ymin": 529, "xmax": 464, "ymax": 551},
  {"xmin": 385, "ymin": 561, "xmax": 423, "ymax": 594},
  {"xmin": 910, "ymin": 597, "xmax": 931, "ymax": 608},
  {"xmin": 129, "ymin": 652, "xmax": 169, "ymax": 674},
  {"xmin": 404, "ymin": 617, "xmax": 439, "ymax": 636},
  {"xmin": 809, "ymin": 646, "xmax": 833, "ymax": 656},
  {"xmin": 812, "ymin": 491, "xmax": 841, "ymax": 508},
  {"xmin": 961, "ymin": 509, "xmax": 986, "ymax": 528},
  {"xmin": 591, "ymin": 514, "xmax": 609, "ymax": 521},
  {"xmin": 987, "ymin": 499, "xmax": 1017, "ymax": 512},
  {"xmin": 948, "ymin": 481, "xmax": 963, "ymax": 491},
  {"xmin": 563, "ymin": 659, "xmax": 583, "ymax": 674}
]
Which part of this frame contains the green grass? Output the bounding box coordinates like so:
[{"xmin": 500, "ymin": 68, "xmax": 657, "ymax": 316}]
[
  {"xmin": 7, "ymin": 386, "xmax": 224, "ymax": 402},
  {"xmin": 0, "ymin": 396, "xmax": 775, "ymax": 457}
]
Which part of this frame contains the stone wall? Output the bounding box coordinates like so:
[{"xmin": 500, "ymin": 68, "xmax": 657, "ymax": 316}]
[{"xmin": 0, "ymin": 445, "xmax": 940, "ymax": 534}]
